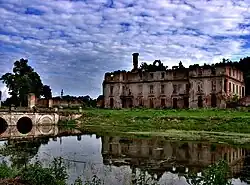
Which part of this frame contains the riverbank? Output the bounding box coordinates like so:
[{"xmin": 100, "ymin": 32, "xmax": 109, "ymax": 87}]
[{"xmin": 71, "ymin": 108, "xmax": 250, "ymax": 146}]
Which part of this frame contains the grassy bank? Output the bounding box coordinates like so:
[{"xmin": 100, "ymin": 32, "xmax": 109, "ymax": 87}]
[{"xmin": 72, "ymin": 108, "xmax": 250, "ymax": 145}]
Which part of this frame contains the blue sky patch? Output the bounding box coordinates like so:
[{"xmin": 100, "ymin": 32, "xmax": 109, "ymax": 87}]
[{"xmin": 25, "ymin": 7, "xmax": 44, "ymax": 15}]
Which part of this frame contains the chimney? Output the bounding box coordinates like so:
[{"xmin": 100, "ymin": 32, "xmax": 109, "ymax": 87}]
[{"xmin": 132, "ymin": 53, "xmax": 139, "ymax": 70}]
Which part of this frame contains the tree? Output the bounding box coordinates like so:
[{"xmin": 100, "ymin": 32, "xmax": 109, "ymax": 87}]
[
  {"xmin": 0, "ymin": 138, "xmax": 49, "ymax": 168},
  {"xmin": 0, "ymin": 59, "xmax": 44, "ymax": 106},
  {"xmin": 139, "ymin": 60, "xmax": 168, "ymax": 72},
  {"xmin": 42, "ymin": 85, "xmax": 52, "ymax": 99},
  {"xmin": 179, "ymin": 61, "xmax": 185, "ymax": 69}
]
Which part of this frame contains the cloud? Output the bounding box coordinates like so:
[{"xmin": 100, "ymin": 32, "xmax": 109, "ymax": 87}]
[{"xmin": 0, "ymin": 0, "xmax": 250, "ymax": 98}]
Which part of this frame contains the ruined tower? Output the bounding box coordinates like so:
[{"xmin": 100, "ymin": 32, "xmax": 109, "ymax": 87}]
[{"xmin": 132, "ymin": 53, "xmax": 139, "ymax": 71}]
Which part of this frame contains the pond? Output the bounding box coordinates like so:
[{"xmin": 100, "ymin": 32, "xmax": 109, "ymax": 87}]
[{"xmin": 0, "ymin": 125, "xmax": 250, "ymax": 185}]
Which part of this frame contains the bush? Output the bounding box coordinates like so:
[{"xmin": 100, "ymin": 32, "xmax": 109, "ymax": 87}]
[
  {"xmin": 0, "ymin": 162, "xmax": 18, "ymax": 178},
  {"xmin": 20, "ymin": 162, "xmax": 60, "ymax": 185},
  {"xmin": 186, "ymin": 160, "xmax": 232, "ymax": 185},
  {"xmin": 19, "ymin": 157, "xmax": 68, "ymax": 185}
]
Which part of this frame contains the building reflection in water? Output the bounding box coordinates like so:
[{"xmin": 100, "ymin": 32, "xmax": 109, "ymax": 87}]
[{"xmin": 101, "ymin": 136, "xmax": 247, "ymax": 180}]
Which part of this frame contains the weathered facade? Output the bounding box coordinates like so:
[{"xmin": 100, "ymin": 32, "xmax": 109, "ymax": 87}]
[{"xmin": 103, "ymin": 53, "xmax": 245, "ymax": 109}]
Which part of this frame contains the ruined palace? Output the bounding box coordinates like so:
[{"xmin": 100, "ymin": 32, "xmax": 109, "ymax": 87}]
[{"xmin": 103, "ymin": 53, "xmax": 245, "ymax": 109}]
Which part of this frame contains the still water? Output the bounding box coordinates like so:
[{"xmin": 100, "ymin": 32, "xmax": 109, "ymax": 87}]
[{"xmin": 0, "ymin": 126, "xmax": 250, "ymax": 185}]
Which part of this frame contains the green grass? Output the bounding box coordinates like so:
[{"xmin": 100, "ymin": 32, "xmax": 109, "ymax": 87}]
[
  {"xmin": 72, "ymin": 108, "xmax": 250, "ymax": 146},
  {"xmin": 78, "ymin": 108, "xmax": 250, "ymax": 133}
]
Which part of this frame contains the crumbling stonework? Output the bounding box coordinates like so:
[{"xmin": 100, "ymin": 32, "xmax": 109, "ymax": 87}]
[{"xmin": 103, "ymin": 53, "xmax": 245, "ymax": 109}]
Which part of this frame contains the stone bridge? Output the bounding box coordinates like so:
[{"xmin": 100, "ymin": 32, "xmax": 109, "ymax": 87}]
[{"xmin": 0, "ymin": 112, "xmax": 60, "ymax": 139}]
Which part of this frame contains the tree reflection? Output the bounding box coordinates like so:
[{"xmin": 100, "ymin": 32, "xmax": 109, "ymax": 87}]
[{"xmin": 0, "ymin": 138, "xmax": 49, "ymax": 168}]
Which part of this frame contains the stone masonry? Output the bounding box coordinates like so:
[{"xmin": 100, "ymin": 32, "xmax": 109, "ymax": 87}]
[{"xmin": 103, "ymin": 53, "xmax": 245, "ymax": 109}]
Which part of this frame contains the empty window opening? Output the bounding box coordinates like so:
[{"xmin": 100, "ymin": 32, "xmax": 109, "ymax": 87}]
[
  {"xmin": 161, "ymin": 99, "xmax": 165, "ymax": 107},
  {"xmin": 110, "ymin": 98, "xmax": 114, "ymax": 108},
  {"xmin": 110, "ymin": 86, "xmax": 114, "ymax": 95},
  {"xmin": 184, "ymin": 97, "xmax": 189, "ymax": 108},
  {"xmin": 173, "ymin": 98, "xmax": 178, "ymax": 109},
  {"xmin": 198, "ymin": 96, "xmax": 203, "ymax": 108},
  {"xmin": 150, "ymin": 85, "xmax": 154, "ymax": 93},
  {"xmin": 211, "ymin": 94, "xmax": 217, "ymax": 108},
  {"xmin": 138, "ymin": 98, "xmax": 143, "ymax": 106},
  {"xmin": 161, "ymin": 85, "xmax": 165, "ymax": 94},
  {"xmin": 242, "ymin": 87, "xmax": 245, "ymax": 97},
  {"xmin": 173, "ymin": 85, "xmax": 177, "ymax": 94},
  {"xmin": 224, "ymin": 79, "xmax": 228, "ymax": 92},
  {"xmin": 161, "ymin": 72, "xmax": 165, "ymax": 79},
  {"xmin": 150, "ymin": 99, "xmax": 154, "ymax": 108},
  {"xmin": 150, "ymin": 73, "xmax": 154, "ymax": 79},
  {"xmin": 185, "ymin": 84, "xmax": 189, "ymax": 93},
  {"xmin": 211, "ymin": 68, "xmax": 216, "ymax": 75}
]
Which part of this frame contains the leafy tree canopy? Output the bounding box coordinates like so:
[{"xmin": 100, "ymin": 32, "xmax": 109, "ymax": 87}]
[
  {"xmin": 0, "ymin": 58, "xmax": 51, "ymax": 106},
  {"xmin": 42, "ymin": 85, "xmax": 52, "ymax": 99}
]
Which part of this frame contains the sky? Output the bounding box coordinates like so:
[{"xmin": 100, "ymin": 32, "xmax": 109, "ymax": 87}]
[{"xmin": 1, "ymin": 0, "xmax": 250, "ymax": 100}]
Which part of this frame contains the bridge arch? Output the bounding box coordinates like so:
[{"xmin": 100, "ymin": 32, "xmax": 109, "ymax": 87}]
[
  {"xmin": 0, "ymin": 117, "xmax": 8, "ymax": 134},
  {"xmin": 38, "ymin": 116, "xmax": 54, "ymax": 135},
  {"xmin": 17, "ymin": 116, "xmax": 33, "ymax": 134}
]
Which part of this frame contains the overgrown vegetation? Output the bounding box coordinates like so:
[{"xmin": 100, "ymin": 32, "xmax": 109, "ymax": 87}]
[{"xmin": 0, "ymin": 158, "xmax": 233, "ymax": 185}]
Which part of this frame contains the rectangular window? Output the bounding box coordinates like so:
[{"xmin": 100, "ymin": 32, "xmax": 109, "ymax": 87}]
[
  {"xmin": 239, "ymin": 86, "xmax": 241, "ymax": 97},
  {"xmin": 138, "ymin": 85, "xmax": 142, "ymax": 94},
  {"xmin": 161, "ymin": 99, "xmax": 165, "ymax": 107},
  {"xmin": 233, "ymin": 69, "xmax": 235, "ymax": 76},
  {"xmin": 224, "ymin": 79, "xmax": 227, "ymax": 92},
  {"xmin": 138, "ymin": 98, "xmax": 143, "ymax": 106},
  {"xmin": 211, "ymin": 68, "xmax": 216, "ymax": 75},
  {"xmin": 110, "ymin": 86, "xmax": 114, "ymax": 95},
  {"xmin": 173, "ymin": 84, "xmax": 177, "ymax": 93},
  {"xmin": 139, "ymin": 72, "xmax": 142, "ymax": 79},
  {"xmin": 229, "ymin": 68, "xmax": 232, "ymax": 76},
  {"xmin": 150, "ymin": 85, "xmax": 154, "ymax": 93},
  {"xmin": 186, "ymin": 84, "xmax": 189, "ymax": 93},
  {"xmin": 161, "ymin": 72, "xmax": 165, "ymax": 79},
  {"xmin": 212, "ymin": 81, "xmax": 216, "ymax": 91},
  {"xmin": 150, "ymin": 73, "xmax": 154, "ymax": 79},
  {"xmin": 161, "ymin": 84, "xmax": 165, "ymax": 94},
  {"xmin": 233, "ymin": 84, "xmax": 235, "ymax": 93},
  {"xmin": 229, "ymin": 82, "xmax": 231, "ymax": 92},
  {"xmin": 198, "ymin": 68, "xmax": 202, "ymax": 76},
  {"xmin": 242, "ymin": 87, "xmax": 245, "ymax": 97},
  {"xmin": 236, "ymin": 85, "xmax": 238, "ymax": 94}
]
